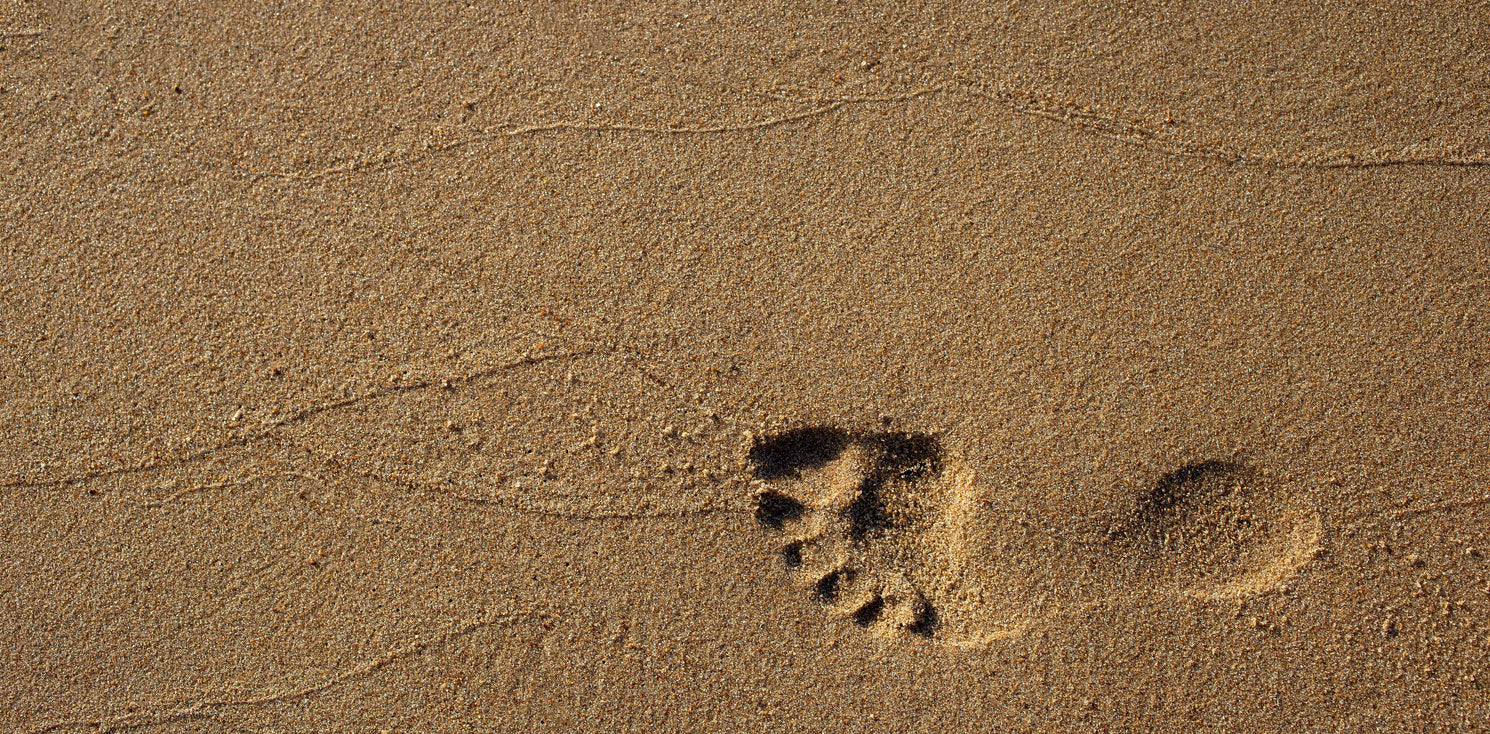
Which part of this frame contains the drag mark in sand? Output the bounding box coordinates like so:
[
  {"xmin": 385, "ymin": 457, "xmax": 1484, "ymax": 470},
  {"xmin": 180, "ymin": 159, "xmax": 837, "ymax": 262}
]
[{"xmin": 27, "ymin": 604, "xmax": 551, "ymax": 734}]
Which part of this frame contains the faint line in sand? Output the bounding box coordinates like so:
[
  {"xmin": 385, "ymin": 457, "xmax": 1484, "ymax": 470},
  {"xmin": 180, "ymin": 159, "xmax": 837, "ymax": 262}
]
[
  {"xmin": 242, "ymin": 82, "xmax": 1488, "ymax": 184},
  {"xmin": 959, "ymin": 84, "xmax": 1490, "ymax": 169},
  {"xmin": 1, "ymin": 347, "xmax": 604, "ymax": 492},
  {"xmin": 244, "ymin": 88, "xmax": 945, "ymax": 182},
  {"xmin": 138, "ymin": 470, "xmax": 319, "ymax": 508},
  {"xmin": 115, "ymin": 453, "xmax": 748, "ymax": 522},
  {"xmin": 316, "ymin": 451, "xmax": 750, "ymax": 521},
  {"xmin": 9, "ymin": 341, "xmax": 754, "ymax": 523},
  {"xmin": 1340, "ymin": 493, "xmax": 1490, "ymax": 534},
  {"xmin": 28, "ymin": 604, "xmax": 550, "ymax": 734}
]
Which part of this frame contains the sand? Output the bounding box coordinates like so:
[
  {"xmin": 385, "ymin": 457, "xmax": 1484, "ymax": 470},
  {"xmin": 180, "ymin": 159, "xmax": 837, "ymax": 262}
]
[{"xmin": 3, "ymin": 1, "xmax": 1489, "ymax": 731}]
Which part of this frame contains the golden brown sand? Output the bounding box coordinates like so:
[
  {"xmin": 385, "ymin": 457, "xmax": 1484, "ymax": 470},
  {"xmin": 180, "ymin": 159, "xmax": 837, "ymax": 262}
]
[{"xmin": 4, "ymin": 2, "xmax": 1489, "ymax": 731}]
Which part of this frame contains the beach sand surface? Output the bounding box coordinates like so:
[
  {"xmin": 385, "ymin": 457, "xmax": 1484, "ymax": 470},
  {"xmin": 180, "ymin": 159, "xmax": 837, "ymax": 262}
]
[{"xmin": 3, "ymin": 2, "xmax": 1489, "ymax": 731}]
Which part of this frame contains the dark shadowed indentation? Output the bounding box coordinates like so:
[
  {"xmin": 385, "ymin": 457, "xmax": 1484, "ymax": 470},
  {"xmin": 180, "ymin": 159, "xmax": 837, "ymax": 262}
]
[
  {"xmin": 905, "ymin": 602, "xmax": 939, "ymax": 637},
  {"xmin": 748, "ymin": 427, "xmax": 849, "ymax": 480},
  {"xmin": 781, "ymin": 542, "xmax": 803, "ymax": 568},
  {"xmin": 844, "ymin": 477, "xmax": 890, "ymax": 543},
  {"xmin": 851, "ymin": 594, "xmax": 885, "ymax": 626},
  {"xmin": 749, "ymin": 424, "xmax": 950, "ymax": 640},
  {"xmin": 815, "ymin": 568, "xmax": 846, "ymax": 601},
  {"xmin": 874, "ymin": 431, "xmax": 943, "ymax": 481},
  {"xmin": 1124, "ymin": 459, "xmax": 1241, "ymax": 542},
  {"xmin": 755, "ymin": 490, "xmax": 805, "ymax": 529}
]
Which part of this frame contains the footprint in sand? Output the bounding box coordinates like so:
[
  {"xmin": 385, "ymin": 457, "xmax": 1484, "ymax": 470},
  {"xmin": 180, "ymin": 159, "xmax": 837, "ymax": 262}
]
[{"xmin": 749, "ymin": 426, "xmax": 1322, "ymax": 646}]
